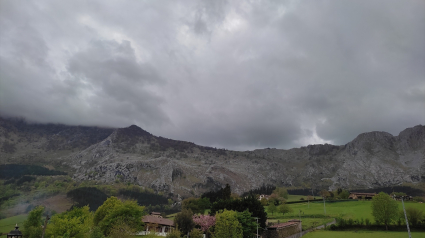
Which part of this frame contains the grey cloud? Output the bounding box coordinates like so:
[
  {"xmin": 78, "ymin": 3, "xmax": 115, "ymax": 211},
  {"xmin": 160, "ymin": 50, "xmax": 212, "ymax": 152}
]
[{"xmin": 0, "ymin": 0, "xmax": 424, "ymax": 150}]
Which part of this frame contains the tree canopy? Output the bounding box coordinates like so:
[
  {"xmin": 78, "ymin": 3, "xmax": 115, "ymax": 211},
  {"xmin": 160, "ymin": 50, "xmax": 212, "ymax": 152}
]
[
  {"xmin": 277, "ymin": 203, "xmax": 293, "ymax": 216},
  {"xmin": 213, "ymin": 209, "xmax": 242, "ymax": 238},
  {"xmin": 235, "ymin": 210, "xmax": 256, "ymax": 238},
  {"xmin": 174, "ymin": 208, "xmax": 195, "ymax": 236},
  {"xmin": 210, "ymin": 195, "xmax": 267, "ymax": 228},
  {"xmin": 182, "ymin": 197, "xmax": 211, "ymax": 214},
  {"xmin": 46, "ymin": 206, "xmax": 93, "ymax": 238},
  {"xmin": 93, "ymin": 196, "xmax": 146, "ymax": 236},
  {"xmin": 23, "ymin": 206, "xmax": 44, "ymax": 238},
  {"xmin": 371, "ymin": 192, "xmax": 399, "ymax": 230}
]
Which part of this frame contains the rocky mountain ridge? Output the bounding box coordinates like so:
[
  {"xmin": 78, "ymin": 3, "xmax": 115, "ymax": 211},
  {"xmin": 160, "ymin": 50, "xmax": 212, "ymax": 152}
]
[{"xmin": 0, "ymin": 117, "xmax": 424, "ymax": 197}]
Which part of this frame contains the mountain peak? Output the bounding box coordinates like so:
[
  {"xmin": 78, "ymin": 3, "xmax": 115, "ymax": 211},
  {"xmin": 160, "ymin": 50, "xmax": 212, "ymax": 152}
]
[{"xmin": 118, "ymin": 125, "xmax": 152, "ymax": 138}]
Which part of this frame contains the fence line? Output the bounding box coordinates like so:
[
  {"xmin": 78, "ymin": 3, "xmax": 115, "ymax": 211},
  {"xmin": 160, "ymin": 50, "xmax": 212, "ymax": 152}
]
[{"xmin": 286, "ymin": 219, "xmax": 336, "ymax": 238}]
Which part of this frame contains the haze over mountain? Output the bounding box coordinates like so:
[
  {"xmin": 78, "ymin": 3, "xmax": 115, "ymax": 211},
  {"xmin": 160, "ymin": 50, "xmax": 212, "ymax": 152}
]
[{"xmin": 1, "ymin": 117, "xmax": 423, "ymax": 198}]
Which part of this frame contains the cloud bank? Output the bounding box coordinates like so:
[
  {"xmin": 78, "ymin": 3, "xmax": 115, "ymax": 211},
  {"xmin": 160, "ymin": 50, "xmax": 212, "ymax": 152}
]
[{"xmin": 1, "ymin": 0, "xmax": 424, "ymax": 150}]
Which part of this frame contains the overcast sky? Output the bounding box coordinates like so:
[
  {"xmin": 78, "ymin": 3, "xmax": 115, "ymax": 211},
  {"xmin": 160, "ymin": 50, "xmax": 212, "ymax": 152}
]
[{"xmin": 0, "ymin": 0, "xmax": 424, "ymax": 151}]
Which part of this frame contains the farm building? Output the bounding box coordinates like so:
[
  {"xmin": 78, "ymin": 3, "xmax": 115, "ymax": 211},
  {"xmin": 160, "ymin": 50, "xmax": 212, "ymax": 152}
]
[
  {"xmin": 263, "ymin": 219, "xmax": 302, "ymax": 238},
  {"xmin": 348, "ymin": 192, "xmax": 376, "ymax": 200}
]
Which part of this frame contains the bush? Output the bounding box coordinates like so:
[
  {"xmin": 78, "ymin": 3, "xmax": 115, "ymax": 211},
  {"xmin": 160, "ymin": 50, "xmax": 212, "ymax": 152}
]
[
  {"xmin": 413, "ymin": 196, "xmax": 425, "ymax": 203},
  {"xmin": 336, "ymin": 217, "xmax": 346, "ymax": 228},
  {"xmin": 166, "ymin": 228, "xmax": 181, "ymax": 238},
  {"xmin": 190, "ymin": 228, "xmax": 204, "ymax": 238},
  {"xmin": 365, "ymin": 218, "xmax": 371, "ymax": 226},
  {"xmin": 406, "ymin": 207, "xmax": 424, "ymax": 227}
]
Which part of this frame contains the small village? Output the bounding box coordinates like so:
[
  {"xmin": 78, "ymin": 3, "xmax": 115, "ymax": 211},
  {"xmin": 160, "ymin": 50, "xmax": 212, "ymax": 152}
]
[{"xmin": 3, "ymin": 184, "xmax": 424, "ymax": 238}]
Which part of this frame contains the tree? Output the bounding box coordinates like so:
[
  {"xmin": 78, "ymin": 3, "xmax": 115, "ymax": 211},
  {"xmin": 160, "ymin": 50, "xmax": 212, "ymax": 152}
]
[
  {"xmin": 183, "ymin": 197, "xmax": 211, "ymax": 214},
  {"xmin": 277, "ymin": 203, "xmax": 293, "ymax": 216},
  {"xmin": 267, "ymin": 202, "xmax": 277, "ymax": 216},
  {"xmin": 46, "ymin": 206, "xmax": 93, "ymax": 238},
  {"xmin": 23, "ymin": 206, "xmax": 44, "ymax": 238},
  {"xmin": 339, "ymin": 190, "xmax": 350, "ymax": 199},
  {"xmin": 108, "ymin": 220, "xmax": 136, "ymax": 238},
  {"xmin": 406, "ymin": 207, "xmax": 424, "ymax": 227},
  {"xmin": 222, "ymin": 184, "xmax": 231, "ymax": 200},
  {"xmin": 94, "ymin": 196, "xmax": 121, "ymax": 226},
  {"xmin": 189, "ymin": 228, "xmax": 204, "ymax": 238},
  {"xmin": 94, "ymin": 196, "xmax": 146, "ymax": 236},
  {"xmin": 89, "ymin": 227, "xmax": 105, "ymax": 238},
  {"xmin": 213, "ymin": 210, "xmax": 242, "ymax": 238},
  {"xmin": 174, "ymin": 209, "xmax": 195, "ymax": 236},
  {"xmin": 371, "ymin": 192, "xmax": 399, "ymax": 230},
  {"xmin": 272, "ymin": 187, "xmax": 289, "ymax": 200},
  {"xmin": 209, "ymin": 195, "xmax": 267, "ymax": 228},
  {"xmin": 320, "ymin": 190, "xmax": 330, "ymax": 199},
  {"xmin": 235, "ymin": 210, "xmax": 256, "ymax": 238},
  {"xmin": 268, "ymin": 194, "xmax": 280, "ymax": 205},
  {"xmin": 193, "ymin": 214, "xmax": 216, "ymax": 233}
]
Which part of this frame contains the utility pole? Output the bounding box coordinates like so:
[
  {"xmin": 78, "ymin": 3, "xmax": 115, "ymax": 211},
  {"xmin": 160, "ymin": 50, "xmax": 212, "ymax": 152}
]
[
  {"xmin": 41, "ymin": 215, "xmax": 49, "ymax": 238},
  {"xmin": 299, "ymin": 210, "xmax": 302, "ymax": 232},
  {"xmin": 401, "ymin": 196, "xmax": 412, "ymax": 238},
  {"xmin": 254, "ymin": 217, "xmax": 259, "ymax": 238},
  {"xmin": 323, "ymin": 196, "xmax": 326, "ymax": 215}
]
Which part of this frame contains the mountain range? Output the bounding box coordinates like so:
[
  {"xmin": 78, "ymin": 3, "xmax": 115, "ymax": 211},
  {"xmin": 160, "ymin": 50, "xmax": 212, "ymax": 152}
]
[{"xmin": 0, "ymin": 117, "xmax": 424, "ymax": 197}]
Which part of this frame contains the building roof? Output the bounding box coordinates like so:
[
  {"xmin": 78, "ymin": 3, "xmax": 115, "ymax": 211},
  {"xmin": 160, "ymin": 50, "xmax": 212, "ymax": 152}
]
[
  {"xmin": 269, "ymin": 220, "xmax": 300, "ymax": 229},
  {"xmin": 349, "ymin": 192, "xmax": 376, "ymax": 196},
  {"xmin": 142, "ymin": 215, "xmax": 174, "ymax": 226}
]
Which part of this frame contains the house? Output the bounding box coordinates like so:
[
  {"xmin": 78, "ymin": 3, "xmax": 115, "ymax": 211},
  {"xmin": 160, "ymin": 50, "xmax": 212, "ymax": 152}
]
[
  {"xmin": 136, "ymin": 212, "xmax": 175, "ymax": 236},
  {"xmin": 150, "ymin": 212, "xmax": 162, "ymax": 217},
  {"xmin": 391, "ymin": 194, "xmax": 413, "ymax": 201},
  {"xmin": 262, "ymin": 219, "xmax": 302, "ymax": 238},
  {"xmin": 348, "ymin": 192, "xmax": 376, "ymax": 200},
  {"xmin": 259, "ymin": 194, "xmax": 270, "ymax": 200}
]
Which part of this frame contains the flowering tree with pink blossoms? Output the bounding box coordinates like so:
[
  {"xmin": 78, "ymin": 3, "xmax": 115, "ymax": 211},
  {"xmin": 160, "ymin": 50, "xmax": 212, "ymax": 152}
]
[{"xmin": 192, "ymin": 214, "xmax": 216, "ymax": 233}]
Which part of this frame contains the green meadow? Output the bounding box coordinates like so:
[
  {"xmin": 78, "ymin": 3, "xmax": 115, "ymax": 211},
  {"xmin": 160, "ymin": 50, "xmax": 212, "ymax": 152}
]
[
  {"xmin": 0, "ymin": 214, "xmax": 27, "ymax": 237},
  {"xmin": 303, "ymin": 230, "xmax": 425, "ymax": 238},
  {"xmin": 267, "ymin": 196, "xmax": 425, "ymax": 230}
]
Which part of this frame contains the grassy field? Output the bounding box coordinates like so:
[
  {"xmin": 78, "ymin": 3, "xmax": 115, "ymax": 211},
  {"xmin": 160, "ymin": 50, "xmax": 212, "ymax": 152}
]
[
  {"xmin": 287, "ymin": 195, "xmax": 310, "ymax": 202},
  {"xmin": 303, "ymin": 230, "xmax": 425, "ymax": 238},
  {"xmin": 267, "ymin": 199, "xmax": 425, "ymax": 230},
  {"xmin": 0, "ymin": 214, "xmax": 27, "ymax": 237}
]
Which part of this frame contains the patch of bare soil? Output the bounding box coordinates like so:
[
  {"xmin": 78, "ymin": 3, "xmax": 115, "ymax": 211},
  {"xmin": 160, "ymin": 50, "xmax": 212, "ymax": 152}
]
[
  {"xmin": 2, "ymin": 194, "xmax": 74, "ymax": 217},
  {"xmin": 33, "ymin": 194, "xmax": 74, "ymax": 214},
  {"xmin": 2, "ymin": 203, "xmax": 29, "ymax": 217}
]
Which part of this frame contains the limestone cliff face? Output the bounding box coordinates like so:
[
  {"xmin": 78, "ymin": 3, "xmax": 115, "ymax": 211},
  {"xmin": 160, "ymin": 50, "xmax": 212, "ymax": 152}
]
[{"xmin": 0, "ymin": 117, "xmax": 423, "ymax": 197}]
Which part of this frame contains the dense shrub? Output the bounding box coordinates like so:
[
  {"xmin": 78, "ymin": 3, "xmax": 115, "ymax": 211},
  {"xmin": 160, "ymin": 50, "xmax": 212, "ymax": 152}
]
[
  {"xmin": 241, "ymin": 184, "xmax": 276, "ymax": 197},
  {"xmin": 67, "ymin": 187, "xmax": 108, "ymax": 211},
  {"xmin": 118, "ymin": 188, "xmax": 168, "ymax": 206},
  {"xmin": 413, "ymin": 196, "xmax": 425, "ymax": 203},
  {"xmin": 351, "ymin": 186, "xmax": 424, "ymax": 197},
  {"xmin": 365, "ymin": 218, "xmax": 371, "ymax": 226},
  {"xmin": 201, "ymin": 184, "xmax": 231, "ymax": 204},
  {"xmin": 16, "ymin": 176, "xmax": 36, "ymax": 185},
  {"xmin": 0, "ymin": 164, "xmax": 66, "ymax": 179}
]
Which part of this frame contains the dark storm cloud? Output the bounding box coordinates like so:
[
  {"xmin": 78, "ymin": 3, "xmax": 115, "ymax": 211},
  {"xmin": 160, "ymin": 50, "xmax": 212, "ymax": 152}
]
[{"xmin": 0, "ymin": 0, "xmax": 424, "ymax": 150}]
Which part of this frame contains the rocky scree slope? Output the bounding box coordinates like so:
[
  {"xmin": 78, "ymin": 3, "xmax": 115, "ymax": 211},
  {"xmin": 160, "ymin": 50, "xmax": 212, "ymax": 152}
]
[{"xmin": 0, "ymin": 117, "xmax": 423, "ymax": 197}]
